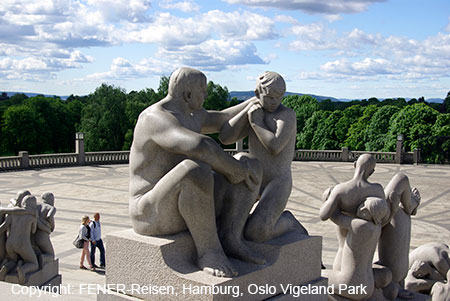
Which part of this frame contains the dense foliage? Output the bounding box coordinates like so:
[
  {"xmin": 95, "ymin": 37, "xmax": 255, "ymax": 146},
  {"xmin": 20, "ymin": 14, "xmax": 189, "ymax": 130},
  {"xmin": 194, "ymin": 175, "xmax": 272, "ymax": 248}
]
[{"xmin": 1, "ymin": 81, "xmax": 449, "ymax": 163}]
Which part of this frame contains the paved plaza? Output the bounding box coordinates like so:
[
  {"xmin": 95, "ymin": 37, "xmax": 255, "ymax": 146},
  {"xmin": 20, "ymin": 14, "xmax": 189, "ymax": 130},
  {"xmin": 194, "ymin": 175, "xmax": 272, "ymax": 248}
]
[{"xmin": 0, "ymin": 161, "xmax": 449, "ymax": 300}]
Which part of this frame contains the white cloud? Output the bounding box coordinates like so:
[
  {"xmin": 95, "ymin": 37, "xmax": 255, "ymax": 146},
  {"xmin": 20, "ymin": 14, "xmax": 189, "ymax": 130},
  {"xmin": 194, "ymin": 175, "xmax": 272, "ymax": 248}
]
[
  {"xmin": 289, "ymin": 23, "xmax": 336, "ymax": 50},
  {"xmin": 154, "ymin": 39, "xmax": 266, "ymax": 71},
  {"xmin": 85, "ymin": 57, "xmax": 174, "ymax": 81},
  {"xmin": 159, "ymin": 0, "xmax": 200, "ymax": 13},
  {"xmin": 222, "ymin": 0, "xmax": 386, "ymax": 15}
]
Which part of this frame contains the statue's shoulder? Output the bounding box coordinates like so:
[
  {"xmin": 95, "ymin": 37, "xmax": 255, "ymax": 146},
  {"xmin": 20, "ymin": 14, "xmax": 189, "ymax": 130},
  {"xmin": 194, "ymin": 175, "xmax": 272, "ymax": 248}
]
[{"xmin": 279, "ymin": 104, "xmax": 296, "ymax": 119}]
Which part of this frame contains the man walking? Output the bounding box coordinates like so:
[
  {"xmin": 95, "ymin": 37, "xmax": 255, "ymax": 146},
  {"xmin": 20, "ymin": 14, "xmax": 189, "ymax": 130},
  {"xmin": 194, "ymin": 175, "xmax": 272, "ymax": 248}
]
[{"xmin": 89, "ymin": 213, "xmax": 105, "ymax": 268}]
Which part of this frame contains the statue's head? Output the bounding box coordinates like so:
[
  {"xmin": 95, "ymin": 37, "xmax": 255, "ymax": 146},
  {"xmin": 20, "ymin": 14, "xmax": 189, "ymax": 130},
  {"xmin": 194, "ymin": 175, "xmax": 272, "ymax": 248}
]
[
  {"xmin": 41, "ymin": 192, "xmax": 55, "ymax": 206},
  {"xmin": 168, "ymin": 67, "xmax": 207, "ymax": 111},
  {"xmin": 11, "ymin": 190, "xmax": 31, "ymax": 207},
  {"xmin": 22, "ymin": 195, "xmax": 37, "ymax": 210},
  {"xmin": 354, "ymin": 154, "xmax": 376, "ymax": 179},
  {"xmin": 356, "ymin": 196, "xmax": 389, "ymax": 225},
  {"xmin": 255, "ymin": 71, "xmax": 286, "ymax": 113}
]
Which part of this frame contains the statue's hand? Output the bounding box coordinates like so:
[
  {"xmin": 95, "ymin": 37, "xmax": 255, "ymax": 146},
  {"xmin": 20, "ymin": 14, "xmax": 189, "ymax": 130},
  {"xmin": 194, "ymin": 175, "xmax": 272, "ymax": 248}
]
[
  {"xmin": 248, "ymin": 103, "xmax": 264, "ymax": 125},
  {"xmin": 225, "ymin": 161, "xmax": 258, "ymax": 192}
]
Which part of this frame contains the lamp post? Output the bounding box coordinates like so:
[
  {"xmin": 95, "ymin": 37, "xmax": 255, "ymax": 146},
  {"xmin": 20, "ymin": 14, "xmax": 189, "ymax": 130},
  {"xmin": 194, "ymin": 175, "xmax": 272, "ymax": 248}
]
[
  {"xmin": 396, "ymin": 134, "xmax": 403, "ymax": 164},
  {"xmin": 75, "ymin": 132, "xmax": 85, "ymax": 165}
]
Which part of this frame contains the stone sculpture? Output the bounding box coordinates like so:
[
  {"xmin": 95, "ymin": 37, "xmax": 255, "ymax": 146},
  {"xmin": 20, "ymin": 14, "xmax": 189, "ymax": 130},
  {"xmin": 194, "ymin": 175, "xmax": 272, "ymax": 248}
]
[
  {"xmin": 431, "ymin": 270, "xmax": 450, "ymax": 301},
  {"xmin": 0, "ymin": 195, "xmax": 38, "ymax": 284},
  {"xmin": 34, "ymin": 192, "xmax": 56, "ymax": 265},
  {"xmin": 129, "ymin": 67, "xmax": 266, "ymax": 277},
  {"xmin": 320, "ymin": 154, "xmax": 421, "ymax": 300},
  {"xmin": 405, "ymin": 242, "xmax": 450, "ymax": 295},
  {"xmin": 219, "ymin": 71, "xmax": 308, "ymax": 243},
  {"xmin": 0, "ymin": 190, "xmax": 59, "ymax": 286},
  {"xmin": 377, "ymin": 174, "xmax": 421, "ymax": 299}
]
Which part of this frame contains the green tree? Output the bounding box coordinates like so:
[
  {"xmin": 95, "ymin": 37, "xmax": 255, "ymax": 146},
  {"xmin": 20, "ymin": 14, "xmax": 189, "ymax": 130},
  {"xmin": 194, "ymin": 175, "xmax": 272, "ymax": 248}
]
[
  {"xmin": 365, "ymin": 105, "xmax": 401, "ymax": 151},
  {"xmin": 1, "ymin": 105, "xmax": 47, "ymax": 154},
  {"xmin": 203, "ymin": 81, "xmax": 229, "ymax": 110},
  {"xmin": 297, "ymin": 110, "xmax": 330, "ymax": 149},
  {"xmin": 282, "ymin": 95, "xmax": 319, "ymax": 134},
  {"xmin": 80, "ymin": 84, "xmax": 129, "ymax": 151},
  {"xmin": 311, "ymin": 110, "xmax": 344, "ymax": 150},
  {"xmin": 344, "ymin": 105, "xmax": 379, "ymax": 150},
  {"xmin": 384, "ymin": 103, "xmax": 439, "ymax": 152},
  {"xmin": 430, "ymin": 113, "xmax": 450, "ymax": 163},
  {"xmin": 335, "ymin": 105, "xmax": 363, "ymax": 146}
]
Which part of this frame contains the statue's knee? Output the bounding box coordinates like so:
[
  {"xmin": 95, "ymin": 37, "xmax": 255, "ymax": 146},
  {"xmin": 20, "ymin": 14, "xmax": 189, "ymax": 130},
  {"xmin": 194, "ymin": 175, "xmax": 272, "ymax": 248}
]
[
  {"xmin": 234, "ymin": 153, "xmax": 262, "ymax": 180},
  {"xmin": 180, "ymin": 159, "xmax": 213, "ymax": 181},
  {"xmin": 245, "ymin": 218, "xmax": 270, "ymax": 242}
]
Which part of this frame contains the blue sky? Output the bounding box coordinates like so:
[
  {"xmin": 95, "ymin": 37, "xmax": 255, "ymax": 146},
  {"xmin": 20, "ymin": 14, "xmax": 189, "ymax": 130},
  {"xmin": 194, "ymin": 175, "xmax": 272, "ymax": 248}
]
[{"xmin": 1, "ymin": 0, "xmax": 449, "ymax": 100}]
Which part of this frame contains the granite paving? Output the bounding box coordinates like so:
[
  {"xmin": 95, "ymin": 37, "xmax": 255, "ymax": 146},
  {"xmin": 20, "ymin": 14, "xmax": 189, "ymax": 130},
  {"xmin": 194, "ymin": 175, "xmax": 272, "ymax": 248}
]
[{"xmin": 0, "ymin": 161, "xmax": 449, "ymax": 300}]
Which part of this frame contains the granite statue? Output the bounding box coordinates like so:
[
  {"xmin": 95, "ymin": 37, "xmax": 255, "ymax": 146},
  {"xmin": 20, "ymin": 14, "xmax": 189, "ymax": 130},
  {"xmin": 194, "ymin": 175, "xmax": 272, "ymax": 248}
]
[
  {"xmin": 129, "ymin": 67, "xmax": 266, "ymax": 277},
  {"xmin": 377, "ymin": 173, "xmax": 421, "ymax": 299},
  {"xmin": 0, "ymin": 191, "xmax": 58, "ymax": 285},
  {"xmin": 34, "ymin": 192, "xmax": 56, "ymax": 265},
  {"xmin": 219, "ymin": 71, "xmax": 308, "ymax": 243},
  {"xmin": 0, "ymin": 195, "xmax": 38, "ymax": 284},
  {"xmin": 320, "ymin": 154, "xmax": 421, "ymax": 299},
  {"xmin": 431, "ymin": 270, "xmax": 450, "ymax": 301},
  {"xmin": 405, "ymin": 242, "xmax": 450, "ymax": 295}
]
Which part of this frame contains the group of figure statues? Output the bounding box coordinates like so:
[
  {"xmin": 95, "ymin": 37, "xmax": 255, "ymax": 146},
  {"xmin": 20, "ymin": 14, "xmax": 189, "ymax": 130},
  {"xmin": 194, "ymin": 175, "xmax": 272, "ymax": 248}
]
[
  {"xmin": 0, "ymin": 190, "xmax": 56, "ymax": 284},
  {"xmin": 320, "ymin": 154, "xmax": 450, "ymax": 300},
  {"xmin": 129, "ymin": 67, "xmax": 308, "ymax": 277},
  {"xmin": 127, "ymin": 66, "xmax": 448, "ymax": 300}
]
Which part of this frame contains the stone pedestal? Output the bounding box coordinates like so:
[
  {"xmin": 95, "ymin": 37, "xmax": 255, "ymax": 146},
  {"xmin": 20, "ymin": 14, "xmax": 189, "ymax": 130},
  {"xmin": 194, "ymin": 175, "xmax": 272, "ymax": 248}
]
[
  {"xmin": 99, "ymin": 229, "xmax": 327, "ymax": 300},
  {"xmin": 4, "ymin": 258, "xmax": 61, "ymax": 288}
]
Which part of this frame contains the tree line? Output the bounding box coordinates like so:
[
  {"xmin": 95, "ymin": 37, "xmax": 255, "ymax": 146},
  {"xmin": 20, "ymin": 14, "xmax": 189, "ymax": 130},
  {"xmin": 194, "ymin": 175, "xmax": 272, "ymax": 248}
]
[{"xmin": 1, "ymin": 78, "xmax": 449, "ymax": 163}]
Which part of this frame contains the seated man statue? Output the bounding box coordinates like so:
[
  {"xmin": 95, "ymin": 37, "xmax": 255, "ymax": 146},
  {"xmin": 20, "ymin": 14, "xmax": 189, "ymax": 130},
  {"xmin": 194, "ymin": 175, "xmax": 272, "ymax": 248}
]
[
  {"xmin": 219, "ymin": 71, "xmax": 308, "ymax": 243},
  {"xmin": 129, "ymin": 67, "xmax": 264, "ymax": 278}
]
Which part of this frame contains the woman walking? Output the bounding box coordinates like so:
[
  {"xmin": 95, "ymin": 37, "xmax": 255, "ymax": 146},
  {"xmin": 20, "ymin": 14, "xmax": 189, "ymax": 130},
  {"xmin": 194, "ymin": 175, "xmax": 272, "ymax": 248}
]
[{"xmin": 79, "ymin": 215, "xmax": 95, "ymax": 271}]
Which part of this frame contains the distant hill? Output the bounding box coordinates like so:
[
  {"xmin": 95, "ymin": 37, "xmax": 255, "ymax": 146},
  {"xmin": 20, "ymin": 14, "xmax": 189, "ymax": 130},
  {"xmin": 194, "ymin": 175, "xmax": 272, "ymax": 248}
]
[
  {"xmin": 229, "ymin": 91, "xmax": 444, "ymax": 103},
  {"xmin": 229, "ymin": 91, "xmax": 339, "ymax": 102},
  {"xmin": 2, "ymin": 90, "xmax": 444, "ymax": 103},
  {"xmin": 2, "ymin": 92, "xmax": 69, "ymax": 100}
]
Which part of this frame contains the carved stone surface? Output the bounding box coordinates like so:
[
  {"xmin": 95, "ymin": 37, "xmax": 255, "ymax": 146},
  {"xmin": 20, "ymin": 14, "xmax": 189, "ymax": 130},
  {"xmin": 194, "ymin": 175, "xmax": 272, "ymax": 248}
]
[
  {"xmin": 320, "ymin": 154, "xmax": 421, "ymax": 300},
  {"xmin": 101, "ymin": 229, "xmax": 324, "ymax": 300},
  {"xmin": 0, "ymin": 190, "xmax": 60, "ymax": 288},
  {"xmin": 405, "ymin": 242, "xmax": 450, "ymax": 296},
  {"xmin": 128, "ymin": 67, "xmax": 310, "ymax": 278}
]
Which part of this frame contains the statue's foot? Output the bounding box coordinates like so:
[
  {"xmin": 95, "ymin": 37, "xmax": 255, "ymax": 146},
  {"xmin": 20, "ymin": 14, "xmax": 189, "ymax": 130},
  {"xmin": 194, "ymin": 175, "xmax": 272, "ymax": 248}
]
[
  {"xmin": 197, "ymin": 251, "xmax": 238, "ymax": 278},
  {"xmin": 222, "ymin": 236, "xmax": 266, "ymax": 265},
  {"xmin": 0, "ymin": 266, "xmax": 7, "ymax": 281},
  {"xmin": 411, "ymin": 187, "xmax": 421, "ymax": 202},
  {"xmin": 397, "ymin": 288, "xmax": 414, "ymax": 299},
  {"xmin": 283, "ymin": 211, "xmax": 309, "ymax": 236}
]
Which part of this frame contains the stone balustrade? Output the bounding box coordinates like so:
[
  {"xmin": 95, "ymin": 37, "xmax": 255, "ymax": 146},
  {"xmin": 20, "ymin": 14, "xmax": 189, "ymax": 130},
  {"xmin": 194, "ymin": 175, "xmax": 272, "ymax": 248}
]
[{"xmin": 0, "ymin": 132, "xmax": 419, "ymax": 172}]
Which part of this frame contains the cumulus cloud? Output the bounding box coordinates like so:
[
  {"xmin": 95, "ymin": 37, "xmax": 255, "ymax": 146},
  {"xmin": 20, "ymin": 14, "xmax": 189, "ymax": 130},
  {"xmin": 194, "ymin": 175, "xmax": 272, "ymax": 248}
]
[
  {"xmin": 222, "ymin": 0, "xmax": 386, "ymax": 15},
  {"xmin": 159, "ymin": 0, "xmax": 200, "ymax": 12},
  {"xmin": 85, "ymin": 57, "xmax": 174, "ymax": 81},
  {"xmin": 0, "ymin": 50, "xmax": 94, "ymax": 81},
  {"xmin": 155, "ymin": 39, "xmax": 266, "ymax": 71}
]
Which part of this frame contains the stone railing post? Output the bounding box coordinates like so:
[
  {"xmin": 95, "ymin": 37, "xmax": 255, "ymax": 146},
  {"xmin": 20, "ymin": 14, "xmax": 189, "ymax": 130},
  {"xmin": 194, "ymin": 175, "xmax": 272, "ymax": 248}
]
[
  {"xmin": 19, "ymin": 151, "xmax": 29, "ymax": 168},
  {"xmin": 236, "ymin": 139, "xmax": 244, "ymax": 152},
  {"xmin": 413, "ymin": 148, "xmax": 421, "ymax": 165},
  {"xmin": 75, "ymin": 132, "xmax": 85, "ymax": 165},
  {"xmin": 341, "ymin": 147, "xmax": 349, "ymax": 162},
  {"xmin": 396, "ymin": 134, "xmax": 404, "ymax": 164}
]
